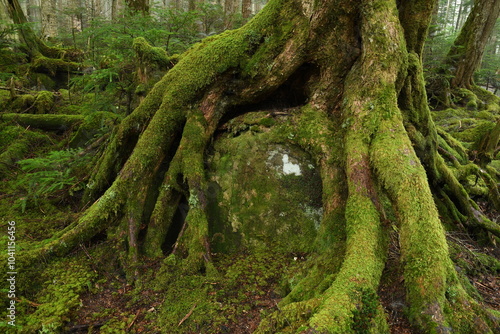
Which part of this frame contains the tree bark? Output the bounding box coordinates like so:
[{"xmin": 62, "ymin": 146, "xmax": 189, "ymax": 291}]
[
  {"xmin": 447, "ymin": 0, "xmax": 500, "ymax": 89},
  {"xmin": 242, "ymin": 0, "xmax": 252, "ymax": 19},
  {"xmin": 13, "ymin": 0, "xmax": 500, "ymax": 332}
]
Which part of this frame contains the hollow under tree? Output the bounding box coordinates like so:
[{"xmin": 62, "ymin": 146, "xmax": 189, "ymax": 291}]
[{"xmin": 15, "ymin": 0, "xmax": 500, "ymax": 332}]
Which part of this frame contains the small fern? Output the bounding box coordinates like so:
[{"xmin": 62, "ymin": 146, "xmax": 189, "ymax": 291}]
[{"xmin": 16, "ymin": 149, "xmax": 90, "ymax": 212}]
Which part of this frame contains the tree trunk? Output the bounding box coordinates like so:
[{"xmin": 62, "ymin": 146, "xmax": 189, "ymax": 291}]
[
  {"xmin": 2, "ymin": 0, "xmax": 46, "ymax": 57},
  {"xmin": 1, "ymin": 0, "xmax": 81, "ymax": 76},
  {"xmin": 242, "ymin": 0, "xmax": 252, "ymax": 19},
  {"xmin": 14, "ymin": 0, "xmax": 500, "ymax": 332},
  {"xmin": 40, "ymin": 0, "xmax": 58, "ymax": 38},
  {"xmin": 447, "ymin": 0, "xmax": 500, "ymax": 89},
  {"xmin": 126, "ymin": 0, "xmax": 149, "ymax": 13},
  {"xmin": 223, "ymin": 0, "xmax": 237, "ymax": 29}
]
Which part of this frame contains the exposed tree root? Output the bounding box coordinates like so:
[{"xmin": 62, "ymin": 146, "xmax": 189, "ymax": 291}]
[{"xmin": 9, "ymin": 0, "xmax": 500, "ymax": 332}]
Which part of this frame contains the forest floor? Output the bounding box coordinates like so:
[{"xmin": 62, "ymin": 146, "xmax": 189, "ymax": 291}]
[{"xmin": 64, "ymin": 235, "xmax": 500, "ymax": 334}]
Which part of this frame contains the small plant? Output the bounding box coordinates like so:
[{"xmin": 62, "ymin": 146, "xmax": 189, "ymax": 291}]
[{"xmin": 16, "ymin": 149, "xmax": 90, "ymax": 212}]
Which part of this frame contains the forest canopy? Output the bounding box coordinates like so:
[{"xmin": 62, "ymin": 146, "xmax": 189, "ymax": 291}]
[{"xmin": 0, "ymin": 0, "xmax": 500, "ymax": 333}]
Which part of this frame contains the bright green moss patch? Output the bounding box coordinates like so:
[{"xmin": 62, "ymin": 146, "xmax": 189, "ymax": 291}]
[
  {"xmin": 133, "ymin": 37, "xmax": 171, "ymax": 69},
  {"xmin": 33, "ymin": 90, "xmax": 55, "ymax": 113},
  {"xmin": 31, "ymin": 56, "xmax": 80, "ymax": 76},
  {"xmin": 10, "ymin": 93, "xmax": 35, "ymax": 112}
]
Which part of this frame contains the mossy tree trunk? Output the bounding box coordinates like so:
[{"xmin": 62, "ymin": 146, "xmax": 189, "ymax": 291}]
[
  {"xmin": 3, "ymin": 0, "xmax": 58, "ymax": 59},
  {"xmin": 1, "ymin": 0, "xmax": 81, "ymax": 77},
  {"xmin": 19, "ymin": 0, "xmax": 500, "ymax": 332},
  {"xmin": 446, "ymin": 0, "xmax": 500, "ymax": 90}
]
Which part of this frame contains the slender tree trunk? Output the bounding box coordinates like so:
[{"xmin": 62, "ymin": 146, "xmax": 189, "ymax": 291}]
[
  {"xmin": 242, "ymin": 0, "xmax": 251, "ymax": 19},
  {"xmin": 223, "ymin": 0, "xmax": 237, "ymax": 29},
  {"xmin": 447, "ymin": 0, "xmax": 500, "ymax": 89}
]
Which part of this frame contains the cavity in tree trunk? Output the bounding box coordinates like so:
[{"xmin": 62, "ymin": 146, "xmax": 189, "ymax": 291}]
[{"xmin": 15, "ymin": 0, "xmax": 500, "ymax": 332}]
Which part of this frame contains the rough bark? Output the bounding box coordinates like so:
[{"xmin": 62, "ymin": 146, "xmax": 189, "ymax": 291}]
[{"xmin": 13, "ymin": 0, "xmax": 500, "ymax": 332}]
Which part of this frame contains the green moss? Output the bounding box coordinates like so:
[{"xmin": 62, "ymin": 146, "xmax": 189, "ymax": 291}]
[
  {"xmin": 351, "ymin": 288, "xmax": 379, "ymax": 334},
  {"xmin": 154, "ymin": 250, "xmax": 301, "ymax": 333},
  {"xmin": 207, "ymin": 122, "xmax": 322, "ymax": 253},
  {"xmin": 10, "ymin": 94, "xmax": 35, "ymax": 112},
  {"xmin": 69, "ymin": 111, "xmax": 121, "ymax": 148},
  {"xmin": 31, "ymin": 56, "xmax": 79, "ymax": 76},
  {"xmin": 0, "ymin": 126, "xmax": 50, "ymax": 178},
  {"xmin": 372, "ymin": 115, "xmax": 450, "ymax": 331},
  {"xmin": 33, "ymin": 90, "xmax": 54, "ymax": 114},
  {"xmin": 15, "ymin": 256, "xmax": 97, "ymax": 333},
  {"xmin": 1, "ymin": 113, "xmax": 84, "ymax": 131},
  {"xmin": 0, "ymin": 90, "xmax": 11, "ymax": 109},
  {"xmin": 133, "ymin": 37, "xmax": 171, "ymax": 69}
]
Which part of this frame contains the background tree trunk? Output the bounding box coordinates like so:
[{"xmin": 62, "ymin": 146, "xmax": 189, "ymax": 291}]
[
  {"xmin": 242, "ymin": 0, "xmax": 251, "ymax": 19},
  {"xmin": 447, "ymin": 0, "xmax": 500, "ymax": 89}
]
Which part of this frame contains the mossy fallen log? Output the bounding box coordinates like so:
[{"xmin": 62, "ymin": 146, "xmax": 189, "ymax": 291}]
[{"xmin": 0, "ymin": 113, "xmax": 84, "ymax": 131}]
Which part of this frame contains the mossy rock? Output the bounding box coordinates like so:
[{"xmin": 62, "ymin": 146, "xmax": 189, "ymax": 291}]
[
  {"xmin": 456, "ymin": 88, "xmax": 481, "ymax": 111},
  {"xmin": 207, "ymin": 121, "xmax": 322, "ymax": 254},
  {"xmin": 0, "ymin": 90, "xmax": 10, "ymax": 110}
]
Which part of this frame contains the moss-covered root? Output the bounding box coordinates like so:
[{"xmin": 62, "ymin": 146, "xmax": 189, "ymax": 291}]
[
  {"xmin": 476, "ymin": 118, "xmax": 500, "ymax": 165},
  {"xmin": 307, "ymin": 193, "xmax": 388, "ymax": 332},
  {"xmin": 82, "ymin": 76, "xmax": 173, "ymax": 203},
  {"xmin": 372, "ymin": 116, "xmax": 451, "ymax": 331},
  {"xmin": 143, "ymin": 111, "xmax": 210, "ymax": 259},
  {"xmin": 133, "ymin": 37, "xmax": 172, "ymax": 70},
  {"xmin": 143, "ymin": 168, "xmax": 183, "ymax": 258},
  {"xmin": 168, "ymin": 111, "xmax": 213, "ymax": 272},
  {"xmin": 437, "ymin": 156, "xmax": 500, "ymax": 238},
  {"xmin": 372, "ymin": 117, "xmax": 500, "ymax": 332}
]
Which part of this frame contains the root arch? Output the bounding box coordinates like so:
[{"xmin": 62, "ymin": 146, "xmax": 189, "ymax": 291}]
[{"xmin": 16, "ymin": 0, "xmax": 500, "ymax": 332}]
